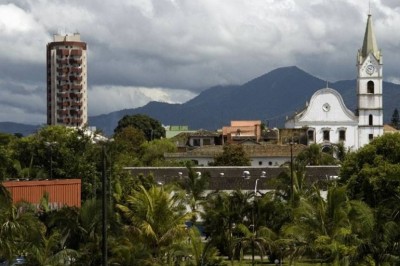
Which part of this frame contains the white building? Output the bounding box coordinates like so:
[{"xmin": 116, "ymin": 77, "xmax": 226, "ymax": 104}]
[{"xmin": 285, "ymin": 14, "xmax": 383, "ymax": 151}]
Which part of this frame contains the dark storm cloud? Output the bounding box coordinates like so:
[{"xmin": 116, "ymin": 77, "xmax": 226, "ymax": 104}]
[{"xmin": 0, "ymin": 0, "xmax": 399, "ymax": 124}]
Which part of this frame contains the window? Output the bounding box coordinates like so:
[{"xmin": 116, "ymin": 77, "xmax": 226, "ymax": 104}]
[
  {"xmin": 369, "ymin": 134, "xmax": 373, "ymax": 141},
  {"xmin": 339, "ymin": 130, "xmax": 346, "ymax": 141},
  {"xmin": 369, "ymin": 114, "xmax": 373, "ymax": 126},
  {"xmin": 268, "ymin": 161, "xmax": 273, "ymax": 166},
  {"xmin": 258, "ymin": 161, "xmax": 262, "ymax": 166},
  {"xmin": 367, "ymin": 81, "xmax": 374, "ymax": 93},
  {"xmin": 323, "ymin": 130, "xmax": 330, "ymax": 141},
  {"xmin": 203, "ymin": 139, "xmax": 211, "ymax": 146},
  {"xmin": 193, "ymin": 138, "xmax": 200, "ymax": 146},
  {"xmin": 307, "ymin": 130, "xmax": 314, "ymax": 142}
]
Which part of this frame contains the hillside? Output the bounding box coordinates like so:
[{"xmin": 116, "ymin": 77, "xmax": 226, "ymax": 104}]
[{"xmin": 1, "ymin": 66, "xmax": 399, "ymax": 136}]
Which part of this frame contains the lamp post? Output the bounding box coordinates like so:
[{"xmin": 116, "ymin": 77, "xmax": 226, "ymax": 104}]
[
  {"xmin": 94, "ymin": 137, "xmax": 113, "ymax": 266},
  {"xmin": 243, "ymin": 172, "xmax": 267, "ymax": 266},
  {"xmin": 251, "ymin": 178, "xmax": 259, "ymax": 266},
  {"xmin": 289, "ymin": 139, "xmax": 295, "ymax": 204},
  {"xmin": 101, "ymin": 144, "xmax": 107, "ymax": 266},
  {"xmin": 44, "ymin": 141, "xmax": 57, "ymax": 179}
]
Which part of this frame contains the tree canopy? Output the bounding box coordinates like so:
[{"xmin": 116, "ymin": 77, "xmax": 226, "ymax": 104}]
[
  {"xmin": 391, "ymin": 108, "xmax": 399, "ymax": 129},
  {"xmin": 114, "ymin": 114, "xmax": 165, "ymax": 141},
  {"xmin": 212, "ymin": 144, "xmax": 251, "ymax": 166}
]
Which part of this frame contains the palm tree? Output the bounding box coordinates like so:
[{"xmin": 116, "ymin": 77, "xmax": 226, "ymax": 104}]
[
  {"xmin": 116, "ymin": 184, "xmax": 193, "ymax": 264},
  {"xmin": 281, "ymin": 185, "xmax": 374, "ymax": 265},
  {"xmin": 27, "ymin": 231, "xmax": 78, "ymax": 266},
  {"xmin": 177, "ymin": 165, "xmax": 209, "ymax": 222},
  {"xmin": 0, "ymin": 185, "xmax": 42, "ymax": 262},
  {"xmin": 201, "ymin": 190, "xmax": 252, "ymax": 260},
  {"xmin": 233, "ymin": 223, "xmax": 276, "ymax": 265},
  {"xmin": 186, "ymin": 226, "xmax": 222, "ymax": 266}
]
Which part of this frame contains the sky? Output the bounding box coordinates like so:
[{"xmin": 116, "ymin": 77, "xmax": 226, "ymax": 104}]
[{"xmin": 0, "ymin": 0, "xmax": 400, "ymax": 125}]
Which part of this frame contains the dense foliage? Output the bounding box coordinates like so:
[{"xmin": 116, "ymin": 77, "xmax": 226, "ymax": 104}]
[
  {"xmin": 114, "ymin": 114, "xmax": 166, "ymax": 141},
  {"xmin": 211, "ymin": 144, "xmax": 251, "ymax": 166},
  {"xmin": 1, "ymin": 124, "xmax": 400, "ymax": 265}
]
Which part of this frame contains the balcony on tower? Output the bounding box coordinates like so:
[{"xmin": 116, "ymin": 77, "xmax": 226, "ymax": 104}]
[
  {"xmin": 57, "ymin": 109, "xmax": 69, "ymax": 116},
  {"xmin": 57, "ymin": 84, "xmax": 70, "ymax": 91},
  {"xmin": 56, "ymin": 59, "xmax": 69, "ymax": 65},
  {"xmin": 57, "ymin": 76, "xmax": 69, "ymax": 82},
  {"xmin": 71, "ymin": 84, "xmax": 82, "ymax": 91},
  {"xmin": 69, "ymin": 76, "xmax": 83, "ymax": 82},
  {"xmin": 70, "ymin": 67, "xmax": 82, "ymax": 74},
  {"xmin": 70, "ymin": 109, "xmax": 83, "ymax": 116},
  {"xmin": 57, "ymin": 92, "xmax": 69, "ymax": 99},
  {"xmin": 57, "ymin": 101, "xmax": 70, "ymax": 107},
  {"xmin": 57, "ymin": 49, "xmax": 70, "ymax": 57},
  {"xmin": 69, "ymin": 58, "xmax": 82, "ymax": 65},
  {"xmin": 57, "ymin": 67, "xmax": 69, "ymax": 75},
  {"xmin": 70, "ymin": 49, "xmax": 82, "ymax": 56},
  {"xmin": 70, "ymin": 101, "xmax": 83, "ymax": 107},
  {"xmin": 69, "ymin": 93, "xmax": 83, "ymax": 100}
]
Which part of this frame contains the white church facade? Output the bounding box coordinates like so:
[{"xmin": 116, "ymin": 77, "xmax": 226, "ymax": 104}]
[{"xmin": 285, "ymin": 14, "xmax": 383, "ymax": 151}]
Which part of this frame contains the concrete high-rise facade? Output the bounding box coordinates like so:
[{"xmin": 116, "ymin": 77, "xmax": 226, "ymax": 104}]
[{"xmin": 46, "ymin": 33, "xmax": 88, "ymax": 127}]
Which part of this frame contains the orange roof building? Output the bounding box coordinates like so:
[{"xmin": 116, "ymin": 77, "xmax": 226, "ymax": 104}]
[
  {"xmin": 2, "ymin": 179, "xmax": 81, "ymax": 208},
  {"xmin": 222, "ymin": 120, "xmax": 262, "ymax": 143}
]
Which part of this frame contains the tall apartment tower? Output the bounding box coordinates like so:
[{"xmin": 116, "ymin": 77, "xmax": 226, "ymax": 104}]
[{"xmin": 46, "ymin": 33, "xmax": 88, "ymax": 127}]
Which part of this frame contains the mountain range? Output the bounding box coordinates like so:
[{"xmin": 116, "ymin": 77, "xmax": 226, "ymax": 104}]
[{"xmin": 1, "ymin": 66, "xmax": 400, "ymax": 136}]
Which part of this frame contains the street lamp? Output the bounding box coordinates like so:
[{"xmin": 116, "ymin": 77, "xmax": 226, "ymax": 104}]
[
  {"xmin": 44, "ymin": 141, "xmax": 57, "ymax": 179},
  {"xmin": 289, "ymin": 139, "xmax": 295, "ymax": 204},
  {"xmin": 101, "ymin": 143, "xmax": 108, "ymax": 266},
  {"xmin": 94, "ymin": 137, "xmax": 113, "ymax": 266},
  {"xmin": 243, "ymin": 172, "xmax": 267, "ymax": 266}
]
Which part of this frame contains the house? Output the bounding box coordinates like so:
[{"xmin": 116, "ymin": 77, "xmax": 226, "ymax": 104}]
[
  {"xmin": 171, "ymin": 129, "xmax": 222, "ymax": 151},
  {"xmin": 222, "ymin": 120, "xmax": 262, "ymax": 143},
  {"xmin": 164, "ymin": 143, "xmax": 306, "ymax": 166}
]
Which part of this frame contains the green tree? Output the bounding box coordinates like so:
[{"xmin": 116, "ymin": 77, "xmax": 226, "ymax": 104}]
[
  {"xmin": 177, "ymin": 165, "xmax": 209, "ymax": 218},
  {"xmin": 116, "ymin": 184, "xmax": 193, "ymax": 265},
  {"xmin": 9, "ymin": 126, "xmax": 99, "ymax": 199},
  {"xmin": 295, "ymin": 143, "xmax": 338, "ymax": 166},
  {"xmin": 28, "ymin": 231, "xmax": 78, "ymax": 266},
  {"xmin": 390, "ymin": 108, "xmax": 399, "ymax": 129},
  {"xmin": 0, "ymin": 185, "xmax": 43, "ymax": 262},
  {"xmin": 114, "ymin": 114, "xmax": 166, "ymax": 141},
  {"xmin": 282, "ymin": 186, "xmax": 374, "ymax": 265},
  {"xmin": 139, "ymin": 138, "xmax": 177, "ymax": 166},
  {"xmin": 111, "ymin": 126, "xmax": 146, "ymax": 168},
  {"xmin": 212, "ymin": 144, "xmax": 251, "ymax": 166},
  {"xmin": 340, "ymin": 133, "xmax": 400, "ymax": 264},
  {"xmin": 202, "ymin": 190, "xmax": 253, "ymax": 260},
  {"xmin": 183, "ymin": 227, "xmax": 223, "ymax": 266},
  {"xmin": 233, "ymin": 223, "xmax": 276, "ymax": 264}
]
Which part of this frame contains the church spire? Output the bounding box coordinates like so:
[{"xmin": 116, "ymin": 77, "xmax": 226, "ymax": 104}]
[{"xmin": 360, "ymin": 14, "xmax": 380, "ymax": 60}]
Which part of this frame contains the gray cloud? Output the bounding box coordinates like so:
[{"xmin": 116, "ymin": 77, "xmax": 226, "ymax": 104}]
[{"xmin": 0, "ymin": 0, "xmax": 399, "ymax": 125}]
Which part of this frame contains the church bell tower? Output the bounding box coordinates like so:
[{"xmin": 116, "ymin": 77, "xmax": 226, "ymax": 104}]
[{"xmin": 356, "ymin": 14, "xmax": 383, "ymax": 148}]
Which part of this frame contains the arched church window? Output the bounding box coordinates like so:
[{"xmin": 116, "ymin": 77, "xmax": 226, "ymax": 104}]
[
  {"xmin": 307, "ymin": 129, "xmax": 315, "ymax": 143},
  {"xmin": 367, "ymin": 81, "xmax": 374, "ymax": 93},
  {"xmin": 339, "ymin": 129, "xmax": 346, "ymax": 141},
  {"xmin": 323, "ymin": 130, "xmax": 330, "ymax": 141},
  {"xmin": 369, "ymin": 114, "xmax": 373, "ymax": 126}
]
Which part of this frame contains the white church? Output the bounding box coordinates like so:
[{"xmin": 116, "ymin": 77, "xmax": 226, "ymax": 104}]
[{"xmin": 285, "ymin": 14, "xmax": 383, "ymax": 151}]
